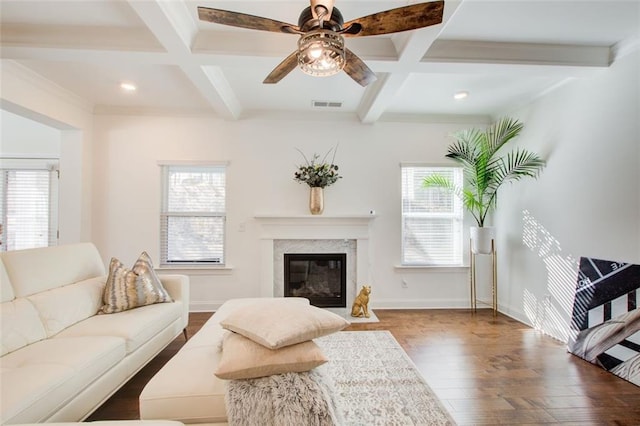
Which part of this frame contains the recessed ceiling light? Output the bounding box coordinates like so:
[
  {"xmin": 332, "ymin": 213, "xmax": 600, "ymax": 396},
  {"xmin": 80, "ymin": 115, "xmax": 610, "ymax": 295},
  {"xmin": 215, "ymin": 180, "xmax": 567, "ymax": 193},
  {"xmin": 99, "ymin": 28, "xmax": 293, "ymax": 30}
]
[
  {"xmin": 454, "ymin": 91, "xmax": 469, "ymax": 100},
  {"xmin": 120, "ymin": 82, "xmax": 137, "ymax": 92}
]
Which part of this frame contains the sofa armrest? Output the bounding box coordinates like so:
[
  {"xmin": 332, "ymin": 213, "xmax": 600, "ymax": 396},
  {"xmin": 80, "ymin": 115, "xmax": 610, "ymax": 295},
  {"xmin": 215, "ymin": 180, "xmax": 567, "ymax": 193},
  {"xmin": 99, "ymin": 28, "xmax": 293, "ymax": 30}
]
[{"xmin": 158, "ymin": 274, "xmax": 190, "ymax": 331}]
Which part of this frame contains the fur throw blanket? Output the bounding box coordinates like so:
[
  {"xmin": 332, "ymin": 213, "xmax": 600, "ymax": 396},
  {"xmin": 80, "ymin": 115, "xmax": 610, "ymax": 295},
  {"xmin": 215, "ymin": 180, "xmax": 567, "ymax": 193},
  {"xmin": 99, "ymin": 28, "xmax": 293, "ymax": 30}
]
[{"xmin": 225, "ymin": 367, "xmax": 342, "ymax": 426}]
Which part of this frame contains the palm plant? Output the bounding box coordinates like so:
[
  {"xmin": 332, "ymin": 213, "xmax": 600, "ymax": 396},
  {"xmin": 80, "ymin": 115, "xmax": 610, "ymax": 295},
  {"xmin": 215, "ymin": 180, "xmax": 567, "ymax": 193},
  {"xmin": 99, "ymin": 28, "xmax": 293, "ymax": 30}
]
[{"xmin": 423, "ymin": 117, "xmax": 546, "ymax": 227}]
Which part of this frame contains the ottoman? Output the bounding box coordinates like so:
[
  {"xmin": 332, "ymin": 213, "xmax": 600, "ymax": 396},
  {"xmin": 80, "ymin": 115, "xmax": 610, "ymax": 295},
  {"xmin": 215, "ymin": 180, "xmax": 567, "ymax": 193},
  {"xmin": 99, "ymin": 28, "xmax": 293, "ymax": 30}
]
[{"xmin": 139, "ymin": 298, "xmax": 309, "ymax": 425}]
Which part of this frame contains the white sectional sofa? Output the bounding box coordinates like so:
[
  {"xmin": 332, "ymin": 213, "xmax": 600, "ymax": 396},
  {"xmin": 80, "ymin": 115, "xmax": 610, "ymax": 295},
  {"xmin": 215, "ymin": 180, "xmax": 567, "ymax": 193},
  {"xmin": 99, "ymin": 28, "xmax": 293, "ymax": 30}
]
[{"xmin": 0, "ymin": 243, "xmax": 189, "ymax": 425}]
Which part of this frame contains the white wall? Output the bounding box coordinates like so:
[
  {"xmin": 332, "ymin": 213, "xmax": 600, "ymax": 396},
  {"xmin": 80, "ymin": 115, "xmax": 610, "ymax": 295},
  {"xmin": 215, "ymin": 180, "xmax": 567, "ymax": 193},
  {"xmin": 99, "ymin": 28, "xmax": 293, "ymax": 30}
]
[
  {"xmin": 0, "ymin": 60, "xmax": 95, "ymax": 243},
  {"xmin": 495, "ymin": 50, "xmax": 640, "ymax": 341},
  {"xmin": 91, "ymin": 115, "xmax": 484, "ymax": 311},
  {"xmin": 0, "ymin": 110, "xmax": 61, "ymax": 157}
]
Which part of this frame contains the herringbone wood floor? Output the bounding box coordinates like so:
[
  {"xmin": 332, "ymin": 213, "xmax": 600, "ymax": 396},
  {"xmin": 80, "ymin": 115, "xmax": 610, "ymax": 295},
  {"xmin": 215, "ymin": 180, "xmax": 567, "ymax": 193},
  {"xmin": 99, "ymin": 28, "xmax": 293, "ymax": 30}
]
[{"xmin": 88, "ymin": 309, "xmax": 640, "ymax": 425}]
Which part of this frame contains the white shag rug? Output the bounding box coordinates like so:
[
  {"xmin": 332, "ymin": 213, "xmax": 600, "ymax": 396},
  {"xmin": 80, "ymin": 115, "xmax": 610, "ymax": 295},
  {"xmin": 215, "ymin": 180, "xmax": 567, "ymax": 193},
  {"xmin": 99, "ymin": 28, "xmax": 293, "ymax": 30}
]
[
  {"xmin": 225, "ymin": 331, "xmax": 455, "ymax": 426},
  {"xmin": 315, "ymin": 330, "xmax": 455, "ymax": 425}
]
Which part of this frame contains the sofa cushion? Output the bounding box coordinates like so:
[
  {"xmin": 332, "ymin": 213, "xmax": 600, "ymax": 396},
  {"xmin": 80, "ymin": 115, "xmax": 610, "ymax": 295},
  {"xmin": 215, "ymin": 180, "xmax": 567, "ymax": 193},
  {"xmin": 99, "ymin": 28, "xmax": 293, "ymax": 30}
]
[
  {"xmin": 0, "ymin": 259, "xmax": 13, "ymax": 303},
  {"xmin": 0, "ymin": 298, "xmax": 47, "ymax": 356},
  {"xmin": 215, "ymin": 332, "xmax": 327, "ymax": 380},
  {"xmin": 54, "ymin": 301, "xmax": 182, "ymax": 354},
  {"xmin": 0, "ymin": 336, "xmax": 125, "ymax": 424},
  {"xmin": 220, "ymin": 300, "xmax": 349, "ymax": 349},
  {"xmin": 26, "ymin": 276, "xmax": 105, "ymax": 338},
  {"xmin": 0, "ymin": 243, "xmax": 105, "ymax": 298},
  {"xmin": 101, "ymin": 252, "xmax": 172, "ymax": 314}
]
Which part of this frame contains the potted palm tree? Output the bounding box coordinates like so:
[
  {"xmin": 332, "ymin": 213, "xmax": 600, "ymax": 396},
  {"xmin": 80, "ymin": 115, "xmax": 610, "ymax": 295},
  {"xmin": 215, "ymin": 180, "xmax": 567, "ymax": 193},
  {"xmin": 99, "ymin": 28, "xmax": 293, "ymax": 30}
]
[{"xmin": 423, "ymin": 117, "xmax": 546, "ymax": 254}]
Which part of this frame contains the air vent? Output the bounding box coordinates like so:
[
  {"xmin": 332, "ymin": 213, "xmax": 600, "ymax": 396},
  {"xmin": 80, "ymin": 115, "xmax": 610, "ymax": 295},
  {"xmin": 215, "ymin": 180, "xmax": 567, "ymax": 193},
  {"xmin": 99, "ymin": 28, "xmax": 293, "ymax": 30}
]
[{"xmin": 312, "ymin": 100, "xmax": 343, "ymax": 108}]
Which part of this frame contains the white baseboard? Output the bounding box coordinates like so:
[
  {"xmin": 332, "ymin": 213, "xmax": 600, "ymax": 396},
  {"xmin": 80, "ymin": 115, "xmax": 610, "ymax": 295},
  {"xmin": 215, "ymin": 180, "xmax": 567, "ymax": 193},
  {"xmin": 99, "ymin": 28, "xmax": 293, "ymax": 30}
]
[
  {"xmin": 189, "ymin": 298, "xmax": 543, "ymax": 336},
  {"xmin": 370, "ymin": 298, "xmax": 471, "ymax": 309},
  {"xmin": 191, "ymin": 298, "xmax": 494, "ymax": 311},
  {"xmin": 497, "ymin": 304, "xmax": 532, "ymax": 327}
]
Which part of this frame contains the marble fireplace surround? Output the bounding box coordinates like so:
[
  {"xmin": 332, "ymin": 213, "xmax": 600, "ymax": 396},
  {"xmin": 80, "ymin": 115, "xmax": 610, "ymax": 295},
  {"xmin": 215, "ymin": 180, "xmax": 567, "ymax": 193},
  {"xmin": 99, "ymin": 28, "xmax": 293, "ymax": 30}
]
[{"xmin": 255, "ymin": 215, "xmax": 375, "ymax": 310}]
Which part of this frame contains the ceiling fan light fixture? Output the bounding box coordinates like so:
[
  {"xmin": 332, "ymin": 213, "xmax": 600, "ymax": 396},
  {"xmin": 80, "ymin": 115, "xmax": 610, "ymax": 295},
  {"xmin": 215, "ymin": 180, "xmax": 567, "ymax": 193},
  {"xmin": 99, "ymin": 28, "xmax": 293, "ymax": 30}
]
[{"xmin": 297, "ymin": 29, "xmax": 345, "ymax": 77}]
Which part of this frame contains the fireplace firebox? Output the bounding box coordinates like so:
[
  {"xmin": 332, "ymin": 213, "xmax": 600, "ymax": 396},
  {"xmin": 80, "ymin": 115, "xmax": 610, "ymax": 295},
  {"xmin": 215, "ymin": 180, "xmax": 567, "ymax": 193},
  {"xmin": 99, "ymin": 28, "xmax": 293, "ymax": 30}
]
[{"xmin": 284, "ymin": 253, "xmax": 346, "ymax": 308}]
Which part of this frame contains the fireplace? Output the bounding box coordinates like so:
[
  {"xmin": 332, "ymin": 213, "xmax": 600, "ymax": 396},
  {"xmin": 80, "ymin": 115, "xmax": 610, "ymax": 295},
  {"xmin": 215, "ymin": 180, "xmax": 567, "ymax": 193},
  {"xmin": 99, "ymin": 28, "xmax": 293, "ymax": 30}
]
[
  {"xmin": 284, "ymin": 253, "xmax": 347, "ymax": 308},
  {"xmin": 255, "ymin": 215, "xmax": 374, "ymax": 309}
]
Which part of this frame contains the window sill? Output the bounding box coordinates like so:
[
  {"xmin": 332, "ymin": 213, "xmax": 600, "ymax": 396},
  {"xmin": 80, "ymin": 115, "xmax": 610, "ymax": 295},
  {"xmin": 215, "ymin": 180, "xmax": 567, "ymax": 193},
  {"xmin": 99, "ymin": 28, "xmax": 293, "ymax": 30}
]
[
  {"xmin": 156, "ymin": 265, "xmax": 234, "ymax": 275},
  {"xmin": 394, "ymin": 265, "xmax": 469, "ymax": 273}
]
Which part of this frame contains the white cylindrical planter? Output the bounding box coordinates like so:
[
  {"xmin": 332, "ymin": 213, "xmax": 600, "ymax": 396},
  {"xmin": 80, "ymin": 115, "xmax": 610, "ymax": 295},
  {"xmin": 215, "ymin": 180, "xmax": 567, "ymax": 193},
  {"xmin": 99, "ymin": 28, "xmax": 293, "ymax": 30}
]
[{"xmin": 470, "ymin": 226, "xmax": 495, "ymax": 254}]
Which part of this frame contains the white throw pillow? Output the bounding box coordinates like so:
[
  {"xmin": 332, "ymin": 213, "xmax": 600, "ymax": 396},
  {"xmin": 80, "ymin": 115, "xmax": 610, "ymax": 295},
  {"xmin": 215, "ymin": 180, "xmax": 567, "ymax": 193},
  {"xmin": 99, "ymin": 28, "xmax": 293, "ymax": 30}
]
[
  {"xmin": 215, "ymin": 332, "xmax": 328, "ymax": 380},
  {"xmin": 220, "ymin": 300, "xmax": 350, "ymax": 349}
]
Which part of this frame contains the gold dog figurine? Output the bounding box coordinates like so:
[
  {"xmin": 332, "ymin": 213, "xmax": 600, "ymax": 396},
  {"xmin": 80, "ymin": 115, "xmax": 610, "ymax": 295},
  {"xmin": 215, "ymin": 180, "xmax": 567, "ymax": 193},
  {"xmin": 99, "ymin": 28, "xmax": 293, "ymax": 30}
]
[{"xmin": 351, "ymin": 285, "xmax": 371, "ymax": 318}]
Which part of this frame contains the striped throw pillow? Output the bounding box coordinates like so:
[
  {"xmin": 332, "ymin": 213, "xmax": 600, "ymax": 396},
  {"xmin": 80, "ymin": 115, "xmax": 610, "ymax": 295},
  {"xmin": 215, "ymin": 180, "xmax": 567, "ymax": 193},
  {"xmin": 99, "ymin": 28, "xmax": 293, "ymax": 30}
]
[{"xmin": 100, "ymin": 251, "xmax": 172, "ymax": 314}]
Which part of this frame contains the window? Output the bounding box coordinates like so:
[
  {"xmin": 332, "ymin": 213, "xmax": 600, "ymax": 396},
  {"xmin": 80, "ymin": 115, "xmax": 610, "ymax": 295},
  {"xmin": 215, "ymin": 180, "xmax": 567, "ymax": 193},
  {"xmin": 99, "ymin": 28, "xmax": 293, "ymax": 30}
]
[
  {"xmin": 0, "ymin": 159, "xmax": 59, "ymax": 251},
  {"xmin": 401, "ymin": 165, "xmax": 463, "ymax": 266},
  {"xmin": 160, "ymin": 164, "xmax": 226, "ymax": 265}
]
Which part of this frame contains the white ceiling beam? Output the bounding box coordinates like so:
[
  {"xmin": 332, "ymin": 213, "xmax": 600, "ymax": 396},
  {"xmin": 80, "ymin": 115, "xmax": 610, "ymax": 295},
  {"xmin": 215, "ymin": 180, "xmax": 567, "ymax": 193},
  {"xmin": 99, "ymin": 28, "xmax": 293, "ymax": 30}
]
[
  {"xmin": 424, "ymin": 40, "xmax": 612, "ymax": 67},
  {"xmin": 0, "ymin": 24, "xmax": 162, "ymax": 52},
  {"xmin": 408, "ymin": 60, "xmax": 609, "ymax": 76},
  {"xmin": 126, "ymin": 0, "xmax": 241, "ymax": 120},
  {"xmin": 357, "ymin": 0, "xmax": 463, "ymax": 123},
  {"xmin": 126, "ymin": 0, "xmax": 194, "ymax": 56},
  {"xmin": 357, "ymin": 28, "xmax": 442, "ymax": 123},
  {"xmin": 195, "ymin": 65, "xmax": 242, "ymax": 119},
  {"xmin": 404, "ymin": 1, "xmax": 465, "ymax": 62},
  {"xmin": 0, "ymin": 46, "xmax": 173, "ymax": 65},
  {"xmin": 1, "ymin": 41, "xmax": 609, "ymax": 78},
  {"xmin": 193, "ymin": 30, "xmax": 299, "ymax": 57},
  {"xmin": 357, "ymin": 72, "xmax": 407, "ymax": 124}
]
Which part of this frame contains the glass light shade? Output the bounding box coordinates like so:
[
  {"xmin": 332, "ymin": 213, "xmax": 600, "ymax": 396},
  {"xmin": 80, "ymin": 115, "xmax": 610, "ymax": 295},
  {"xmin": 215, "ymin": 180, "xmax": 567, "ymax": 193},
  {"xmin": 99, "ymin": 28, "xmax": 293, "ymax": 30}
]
[{"xmin": 297, "ymin": 29, "xmax": 345, "ymax": 77}]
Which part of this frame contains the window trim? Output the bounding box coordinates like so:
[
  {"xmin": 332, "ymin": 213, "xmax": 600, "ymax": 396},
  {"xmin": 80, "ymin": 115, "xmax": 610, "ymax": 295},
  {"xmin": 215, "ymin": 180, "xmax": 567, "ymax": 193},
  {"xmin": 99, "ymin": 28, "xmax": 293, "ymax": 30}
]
[
  {"xmin": 159, "ymin": 163, "xmax": 227, "ymax": 267},
  {"xmin": 400, "ymin": 164, "xmax": 464, "ymax": 267}
]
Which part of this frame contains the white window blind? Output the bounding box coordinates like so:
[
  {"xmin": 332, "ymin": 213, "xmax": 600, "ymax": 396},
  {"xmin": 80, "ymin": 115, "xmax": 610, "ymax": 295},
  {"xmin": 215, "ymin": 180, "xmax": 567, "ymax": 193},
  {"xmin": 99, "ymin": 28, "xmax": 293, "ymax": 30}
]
[
  {"xmin": 160, "ymin": 165, "xmax": 226, "ymax": 265},
  {"xmin": 401, "ymin": 165, "xmax": 463, "ymax": 266},
  {"xmin": 0, "ymin": 161, "xmax": 59, "ymax": 251}
]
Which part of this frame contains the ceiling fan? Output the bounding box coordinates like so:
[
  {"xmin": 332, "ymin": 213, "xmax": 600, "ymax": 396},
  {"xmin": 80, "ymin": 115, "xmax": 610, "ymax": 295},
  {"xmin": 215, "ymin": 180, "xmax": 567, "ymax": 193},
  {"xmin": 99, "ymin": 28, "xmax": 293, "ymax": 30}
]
[{"xmin": 198, "ymin": 0, "xmax": 444, "ymax": 87}]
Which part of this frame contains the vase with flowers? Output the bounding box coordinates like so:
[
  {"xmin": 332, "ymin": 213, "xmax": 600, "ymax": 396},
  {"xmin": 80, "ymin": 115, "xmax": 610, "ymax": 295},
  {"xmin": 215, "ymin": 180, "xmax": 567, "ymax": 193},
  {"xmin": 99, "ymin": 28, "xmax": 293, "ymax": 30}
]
[{"xmin": 294, "ymin": 145, "xmax": 342, "ymax": 214}]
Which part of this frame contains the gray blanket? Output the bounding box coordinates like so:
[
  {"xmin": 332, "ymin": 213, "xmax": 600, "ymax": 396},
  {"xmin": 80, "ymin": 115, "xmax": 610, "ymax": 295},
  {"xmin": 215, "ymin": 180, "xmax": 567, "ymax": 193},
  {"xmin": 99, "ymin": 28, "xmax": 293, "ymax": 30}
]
[{"xmin": 225, "ymin": 367, "xmax": 342, "ymax": 426}]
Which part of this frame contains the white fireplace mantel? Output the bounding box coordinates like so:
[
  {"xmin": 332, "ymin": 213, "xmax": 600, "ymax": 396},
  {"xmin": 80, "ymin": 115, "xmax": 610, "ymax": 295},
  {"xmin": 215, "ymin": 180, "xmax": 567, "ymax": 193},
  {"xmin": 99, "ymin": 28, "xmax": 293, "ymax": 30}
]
[
  {"xmin": 254, "ymin": 214, "xmax": 375, "ymax": 240},
  {"xmin": 254, "ymin": 214, "xmax": 376, "ymax": 301}
]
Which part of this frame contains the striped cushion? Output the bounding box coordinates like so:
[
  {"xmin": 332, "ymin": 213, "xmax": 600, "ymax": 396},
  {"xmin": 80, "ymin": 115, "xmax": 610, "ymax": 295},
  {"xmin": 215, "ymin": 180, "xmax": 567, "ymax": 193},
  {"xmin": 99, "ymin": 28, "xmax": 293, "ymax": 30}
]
[{"xmin": 100, "ymin": 252, "xmax": 172, "ymax": 314}]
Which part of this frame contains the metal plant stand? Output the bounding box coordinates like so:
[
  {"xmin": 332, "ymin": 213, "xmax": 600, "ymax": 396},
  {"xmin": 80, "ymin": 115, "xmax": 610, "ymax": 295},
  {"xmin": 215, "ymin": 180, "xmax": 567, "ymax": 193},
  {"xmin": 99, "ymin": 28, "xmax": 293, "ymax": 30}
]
[{"xmin": 470, "ymin": 238, "xmax": 497, "ymax": 315}]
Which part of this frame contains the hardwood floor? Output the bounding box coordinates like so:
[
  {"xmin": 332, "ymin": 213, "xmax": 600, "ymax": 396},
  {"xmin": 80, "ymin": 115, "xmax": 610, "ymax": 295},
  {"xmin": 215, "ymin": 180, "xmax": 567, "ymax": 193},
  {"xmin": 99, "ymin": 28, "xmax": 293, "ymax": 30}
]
[{"xmin": 88, "ymin": 309, "xmax": 640, "ymax": 425}]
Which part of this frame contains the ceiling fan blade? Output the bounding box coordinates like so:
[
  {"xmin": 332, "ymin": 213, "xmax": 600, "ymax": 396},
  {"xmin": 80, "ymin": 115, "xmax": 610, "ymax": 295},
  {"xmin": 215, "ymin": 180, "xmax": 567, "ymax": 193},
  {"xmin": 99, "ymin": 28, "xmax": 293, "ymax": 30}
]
[
  {"xmin": 338, "ymin": 23, "xmax": 362, "ymax": 36},
  {"xmin": 344, "ymin": 49, "xmax": 377, "ymax": 87},
  {"xmin": 343, "ymin": 1, "xmax": 444, "ymax": 37},
  {"xmin": 198, "ymin": 7, "xmax": 300, "ymax": 34},
  {"xmin": 263, "ymin": 52, "xmax": 299, "ymax": 84}
]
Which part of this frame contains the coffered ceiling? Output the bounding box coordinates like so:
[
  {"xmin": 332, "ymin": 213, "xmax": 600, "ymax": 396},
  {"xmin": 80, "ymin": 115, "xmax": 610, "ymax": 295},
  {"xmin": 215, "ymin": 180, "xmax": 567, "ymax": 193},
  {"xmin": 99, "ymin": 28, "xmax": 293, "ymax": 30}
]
[{"xmin": 1, "ymin": 0, "xmax": 638, "ymax": 123}]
